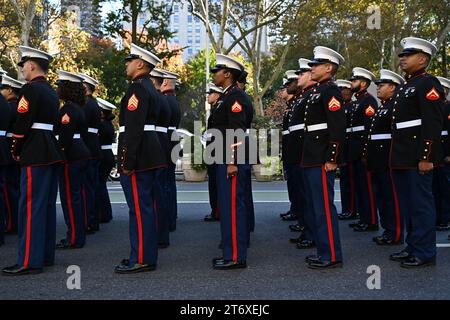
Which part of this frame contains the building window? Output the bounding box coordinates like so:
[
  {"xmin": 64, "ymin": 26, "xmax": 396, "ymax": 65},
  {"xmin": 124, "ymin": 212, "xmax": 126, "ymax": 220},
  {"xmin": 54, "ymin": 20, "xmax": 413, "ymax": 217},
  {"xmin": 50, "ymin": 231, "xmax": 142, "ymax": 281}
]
[
  {"xmin": 188, "ymin": 15, "xmax": 192, "ymax": 23},
  {"xmin": 173, "ymin": 15, "xmax": 179, "ymax": 23}
]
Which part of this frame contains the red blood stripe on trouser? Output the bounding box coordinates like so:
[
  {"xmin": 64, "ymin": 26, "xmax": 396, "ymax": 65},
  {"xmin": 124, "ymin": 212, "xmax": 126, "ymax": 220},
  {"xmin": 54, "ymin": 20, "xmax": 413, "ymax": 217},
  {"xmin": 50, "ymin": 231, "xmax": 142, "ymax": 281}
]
[
  {"xmin": 153, "ymin": 200, "xmax": 158, "ymax": 228},
  {"xmin": 390, "ymin": 170, "xmax": 402, "ymax": 242},
  {"xmin": 3, "ymin": 176, "xmax": 12, "ymax": 231},
  {"xmin": 131, "ymin": 174, "xmax": 144, "ymax": 265},
  {"xmin": 349, "ymin": 164, "xmax": 355, "ymax": 214},
  {"xmin": 366, "ymin": 172, "xmax": 376, "ymax": 225},
  {"xmin": 82, "ymin": 187, "xmax": 87, "ymax": 227},
  {"xmin": 64, "ymin": 163, "xmax": 76, "ymax": 245},
  {"xmin": 321, "ymin": 166, "xmax": 336, "ymax": 263},
  {"xmin": 231, "ymin": 175, "xmax": 238, "ymax": 262},
  {"xmin": 23, "ymin": 167, "xmax": 32, "ymax": 268}
]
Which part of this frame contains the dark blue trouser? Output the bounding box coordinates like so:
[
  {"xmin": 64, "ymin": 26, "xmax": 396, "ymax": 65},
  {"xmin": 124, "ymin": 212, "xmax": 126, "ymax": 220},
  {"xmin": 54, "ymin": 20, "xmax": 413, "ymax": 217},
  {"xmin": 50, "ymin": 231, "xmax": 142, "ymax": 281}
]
[
  {"xmin": 353, "ymin": 160, "xmax": 377, "ymax": 225},
  {"xmin": 154, "ymin": 168, "xmax": 170, "ymax": 245},
  {"xmin": 83, "ymin": 159, "xmax": 100, "ymax": 228},
  {"xmin": 392, "ymin": 169, "xmax": 436, "ymax": 261},
  {"xmin": 0, "ymin": 167, "xmax": 3, "ymax": 243},
  {"xmin": 167, "ymin": 162, "xmax": 178, "ymax": 227},
  {"xmin": 59, "ymin": 161, "xmax": 87, "ymax": 247},
  {"xmin": 216, "ymin": 164, "xmax": 248, "ymax": 262},
  {"xmin": 291, "ymin": 165, "xmax": 314, "ymax": 241},
  {"xmin": 339, "ymin": 163, "xmax": 357, "ymax": 215},
  {"xmin": 207, "ymin": 164, "xmax": 219, "ymax": 218},
  {"xmin": 243, "ymin": 164, "xmax": 255, "ymax": 234},
  {"xmin": 16, "ymin": 165, "xmax": 59, "ymax": 268},
  {"xmin": 284, "ymin": 163, "xmax": 303, "ymax": 223},
  {"xmin": 371, "ymin": 170, "xmax": 403, "ymax": 242},
  {"xmin": 96, "ymin": 160, "xmax": 114, "ymax": 222},
  {"xmin": 433, "ymin": 165, "xmax": 450, "ymax": 225},
  {"xmin": 120, "ymin": 170, "xmax": 158, "ymax": 266},
  {"xmin": 304, "ymin": 166, "xmax": 343, "ymax": 262},
  {"xmin": 0, "ymin": 165, "xmax": 20, "ymax": 233}
]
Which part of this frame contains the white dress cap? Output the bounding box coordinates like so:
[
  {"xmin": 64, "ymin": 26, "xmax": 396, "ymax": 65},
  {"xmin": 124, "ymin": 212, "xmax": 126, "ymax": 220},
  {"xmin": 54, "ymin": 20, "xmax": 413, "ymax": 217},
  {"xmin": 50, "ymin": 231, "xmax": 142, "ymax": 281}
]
[
  {"xmin": 336, "ymin": 79, "xmax": 352, "ymax": 89},
  {"xmin": 96, "ymin": 97, "xmax": 117, "ymax": 110},
  {"xmin": 78, "ymin": 73, "xmax": 99, "ymax": 87},
  {"xmin": 375, "ymin": 69, "xmax": 405, "ymax": 85},
  {"xmin": 126, "ymin": 43, "xmax": 161, "ymax": 67},
  {"xmin": 1, "ymin": 75, "xmax": 25, "ymax": 89},
  {"xmin": 58, "ymin": 70, "xmax": 85, "ymax": 83},
  {"xmin": 309, "ymin": 46, "xmax": 345, "ymax": 66},
  {"xmin": 399, "ymin": 37, "xmax": 437, "ymax": 57}
]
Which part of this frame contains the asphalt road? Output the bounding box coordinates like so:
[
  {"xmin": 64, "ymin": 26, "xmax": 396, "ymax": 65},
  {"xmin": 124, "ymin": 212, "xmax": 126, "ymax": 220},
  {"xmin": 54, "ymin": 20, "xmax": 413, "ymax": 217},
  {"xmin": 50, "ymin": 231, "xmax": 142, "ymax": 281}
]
[{"xmin": 1, "ymin": 181, "xmax": 449, "ymax": 300}]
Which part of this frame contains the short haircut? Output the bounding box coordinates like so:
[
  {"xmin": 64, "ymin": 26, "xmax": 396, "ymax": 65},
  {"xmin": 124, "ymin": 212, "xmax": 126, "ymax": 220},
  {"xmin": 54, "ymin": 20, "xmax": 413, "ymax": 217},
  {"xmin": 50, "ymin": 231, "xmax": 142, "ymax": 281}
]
[{"xmin": 31, "ymin": 58, "xmax": 50, "ymax": 73}]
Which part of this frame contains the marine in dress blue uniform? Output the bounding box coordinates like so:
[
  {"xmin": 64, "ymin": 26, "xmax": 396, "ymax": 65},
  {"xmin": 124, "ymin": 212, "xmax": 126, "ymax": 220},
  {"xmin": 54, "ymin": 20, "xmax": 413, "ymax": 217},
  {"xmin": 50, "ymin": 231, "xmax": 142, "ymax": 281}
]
[
  {"xmin": 78, "ymin": 73, "xmax": 102, "ymax": 234},
  {"xmin": 210, "ymin": 54, "xmax": 252, "ymax": 270},
  {"xmin": 0, "ymin": 68, "xmax": 9, "ymax": 246},
  {"xmin": 280, "ymin": 70, "xmax": 302, "ymax": 224},
  {"xmin": 96, "ymin": 98, "xmax": 116, "ymax": 224},
  {"xmin": 389, "ymin": 37, "xmax": 444, "ymax": 268},
  {"xmin": 0, "ymin": 74, "xmax": 23, "ymax": 237},
  {"xmin": 363, "ymin": 70, "xmax": 405, "ymax": 246},
  {"xmin": 301, "ymin": 46, "xmax": 346, "ymax": 270},
  {"xmin": 204, "ymin": 83, "xmax": 224, "ymax": 222},
  {"xmin": 433, "ymin": 76, "xmax": 450, "ymax": 231},
  {"xmin": 348, "ymin": 68, "xmax": 380, "ymax": 232},
  {"xmin": 150, "ymin": 68, "xmax": 172, "ymax": 247},
  {"xmin": 55, "ymin": 71, "xmax": 91, "ymax": 249},
  {"xmin": 287, "ymin": 59, "xmax": 317, "ymax": 249},
  {"xmin": 114, "ymin": 44, "xmax": 166, "ymax": 274},
  {"xmin": 2, "ymin": 46, "xmax": 63, "ymax": 276},
  {"xmin": 161, "ymin": 70, "xmax": 181, "ymax": 231},
  {"xmin": 336, "ymin": 79, "xmax": 359, "ymax": 221},
  {"xmin": 237, "ymin": 71, "xmax": 255, "ymax": 239}
]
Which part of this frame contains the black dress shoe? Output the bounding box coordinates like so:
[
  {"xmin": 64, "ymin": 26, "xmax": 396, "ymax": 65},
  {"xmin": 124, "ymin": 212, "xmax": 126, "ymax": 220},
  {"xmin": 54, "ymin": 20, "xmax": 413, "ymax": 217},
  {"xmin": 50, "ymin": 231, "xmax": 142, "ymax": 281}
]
[
  {"xmin": 56, "ymin": 239, "xmax": 84, "ymax": 250},
  {"xmin": 338, "ymin": 212, "xmax": 358, "ymax": 221},
  {"xmin": 281, "ymin": 213, "xmax": 298, "ymax": 221},
  {"xmin": 2, "ymin": 265, "xmax": 43, "ymax": 276},
  {"xmin": 289, "ymin": 235, "xmax": 304, "ymax": 244},
  {"xmin": 204, "ymin": 214, "xmax": 219, "ymax": 222},
  {"xmin": 0, "ymin": 240, "xmax": 4, "ymax": 246},
  {"xmin": 307, "ymin": 260, "xmax": 343, "ymax": 270},
  {"xmin": 389, "ymin": 250, "xmax": 411, "ymax": 262},
  {"xmin": 114, "ymin": 263, "xmax": 156, "ymax": 274},
  {"xmin": 448, "ymin": 234, "xmax": 450, "ymax": 241},
  {"xmin": 289, "ymin": 224, "xmax": 304, "ymax": 232},
  {"xmin": 353, "ymin": 223, "xmax": 379, "ymax": 232},
  {"xmin": 436, "ymin": 223, "xmax": 450, "ymax": 231},
  {"xmin": 212, "ymin": 257, "xmax": 224, "ymax": 265},
  {"xmin": 305, "ymin": 255, "xmax": 321, "ymax": 264},
  {"xmin": 158, "ymin": 243, "xmax": 170, "ymax": 249},
  {"xmin": 400, "ymin": 256, "xmax": 436, "ymax": 269},
  {"xmin": 349, "ymin": 220, "xmax": 363, "ymax": 228},
  {"xmin": 375, "ymin": 236, "xmax": 403, "ymax": 246},
  {"xmin": 296, "ymin": 240, "xmax": 315, "ymax": 249},
  {"xmin": 280, "ymin": 211, "xmax": 291, "ymax": 218},
  {"xmin": 85, "ymin": 225, "xmax": 99, "ymax": 235},
  {"xmin": 213, "ymin": 260, "xmax": 247, "ymax": 270}
]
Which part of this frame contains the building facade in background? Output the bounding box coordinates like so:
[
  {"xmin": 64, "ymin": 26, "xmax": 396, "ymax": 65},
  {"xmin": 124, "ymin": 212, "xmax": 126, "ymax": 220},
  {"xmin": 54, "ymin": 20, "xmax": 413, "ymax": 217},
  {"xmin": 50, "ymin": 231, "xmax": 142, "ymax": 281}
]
[
  {"xmin": 61, "ymin": 0, "xmax": 102, "ymax": 37},
  {"xmin": 125, "ymin": 0, "xmax": 269, "ymax": 62}
]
